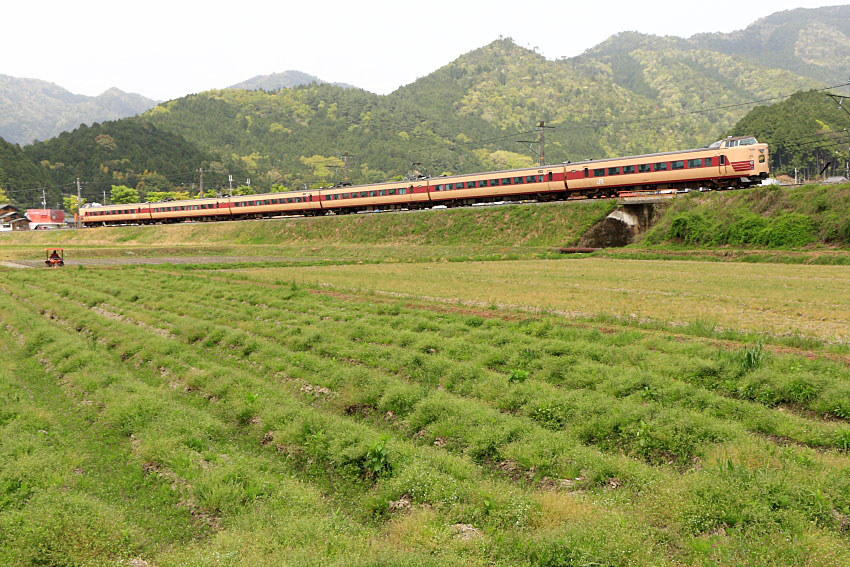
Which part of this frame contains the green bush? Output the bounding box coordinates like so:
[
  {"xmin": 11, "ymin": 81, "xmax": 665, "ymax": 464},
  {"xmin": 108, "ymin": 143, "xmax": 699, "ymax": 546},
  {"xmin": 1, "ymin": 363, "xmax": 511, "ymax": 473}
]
[{"xmin": 756, "ymin": 214, "xmax": 815, "ymax": 248}]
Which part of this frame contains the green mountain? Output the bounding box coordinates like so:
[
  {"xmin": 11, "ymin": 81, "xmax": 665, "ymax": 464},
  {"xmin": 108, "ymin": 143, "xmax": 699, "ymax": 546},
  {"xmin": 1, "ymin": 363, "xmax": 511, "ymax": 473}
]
[
  {"xmin": 227, "ymin": 70, "xmax": 359, "ymax": 91},
  {"xmin": 691, "ymin": 5, "xmax": 850, "ymax": 86},
  {"xmin": 0, "ymin": 138, "xmax": 53, "ymax": 206},
  {"xmin": 141, "ymin": 32, "xmax": 819, "ymax": 190},
  {"xmin": 728, "ymin": 90, "xmax": 850, "ymax": 178},
  {"xmin": 8, "ymin": 120, "xmax": 240, "ymax": 209},
  {"xmin": 0, "ymin": 75, "xmax": 158, "ymax": 145}
]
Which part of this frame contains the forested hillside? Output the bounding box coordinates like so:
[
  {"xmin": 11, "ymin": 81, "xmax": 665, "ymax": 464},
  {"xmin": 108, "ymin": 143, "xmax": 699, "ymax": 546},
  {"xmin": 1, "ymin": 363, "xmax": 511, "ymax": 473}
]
[
  {"xmin": 9, "ymin": 121, "xmax": 241, "ymax": 209},
  {"xmin": 0, "ymin": 138, "xmax": 52, "ymax": 206},
  {"xmin": 0, "ymin": 75, "xmax": 157, "ymax": 145},
  {"xmin": 143, "ymin": 37, "xmax": 819, "ymax": 191},
  {"xmin": 729, "ymin": 91, "xmax": 850, "ymax": 179},
  {"xmin": 691, "ymin": 5, "xmax": 850, "ymax": 86}
]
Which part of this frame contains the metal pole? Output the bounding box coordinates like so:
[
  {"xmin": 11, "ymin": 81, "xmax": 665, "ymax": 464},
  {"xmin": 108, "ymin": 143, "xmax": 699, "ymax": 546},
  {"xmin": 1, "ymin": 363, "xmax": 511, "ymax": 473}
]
[
  {"xmin": 539, "ymin": 121, "xmax": 545, "ymax": 167},
  {"xmin": 76, "ymin": 177, "xmax": 82, "ymax": 228}
]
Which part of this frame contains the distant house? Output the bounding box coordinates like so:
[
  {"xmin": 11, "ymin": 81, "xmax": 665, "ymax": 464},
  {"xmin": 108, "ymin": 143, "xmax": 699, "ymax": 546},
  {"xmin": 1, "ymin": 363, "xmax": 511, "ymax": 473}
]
[
  {"xmin": 824, "ymin": 176, "xmax": 848, "ymax": 184},
  {"xmin": 0, "ymin": 204, "xmax": 29, "ymax": 231}
]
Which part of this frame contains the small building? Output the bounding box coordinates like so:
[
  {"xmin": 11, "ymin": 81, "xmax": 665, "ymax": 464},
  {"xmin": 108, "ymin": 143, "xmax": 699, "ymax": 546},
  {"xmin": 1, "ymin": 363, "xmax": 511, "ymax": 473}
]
[
  {"xmin": 0, "ymin": 204, "xmax": 29, "ymax": 232},
  {"xmin": 25, "ymin": 208, "xmax": 65, "ymax": 230}
]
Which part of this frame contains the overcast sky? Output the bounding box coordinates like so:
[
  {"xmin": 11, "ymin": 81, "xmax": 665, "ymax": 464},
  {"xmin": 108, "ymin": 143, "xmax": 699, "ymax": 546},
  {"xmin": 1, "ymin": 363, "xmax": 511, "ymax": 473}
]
[{"xmin": 2, "ymin": 0, "xmax": 841, "ymax": 101}]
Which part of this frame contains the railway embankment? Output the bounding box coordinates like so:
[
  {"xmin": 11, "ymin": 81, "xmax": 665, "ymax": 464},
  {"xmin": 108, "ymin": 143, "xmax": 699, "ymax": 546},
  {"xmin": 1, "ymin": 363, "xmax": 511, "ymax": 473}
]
[
  {"xmin": 577, "ymin": 182, "xmax": 850, "ymax": 253},
  {"xmin": 0, "ymin": 199, "xmax": 615, "ymax": 255},
  {"xmin": 639, "ymin": 183, "xmax": 850, "ymax": 248}
]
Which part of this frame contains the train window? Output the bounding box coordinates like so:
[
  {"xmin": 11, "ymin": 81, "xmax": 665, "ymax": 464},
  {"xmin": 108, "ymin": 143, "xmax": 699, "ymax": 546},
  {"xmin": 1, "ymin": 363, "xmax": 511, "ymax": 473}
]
[
  {"xmin": 502, "ymin": 178, "xmax": 512, "ymax": 185},
  {"xmin": 584, "ymin": 168, "xmax": 589, "ymax": 178},
  {"xmin": 386, "ymin": 189, "xmax": 395, "ymax": 195},
  {"xmin": 622, "ymin": 165, "xmax": 635, "ymax": 174},
  {"xmin": 638, "ymin": 164, "xmax": 651, "ymax": 173},
  {"xmin": 672, "ymin": 160, "xmax": 685, "ymax": 170},
  {"xmin": 295, "ymin": 197, "xmax": 302, "ymax": 203},
  {"xmin": 477, "ymin": 180, "xmax": 487, "ymax": 187},
  {"xmin": 608, "ymin": 167, "xmax": 620, "ymax": 175},
  {"xmin": 489, "ymin": 179, "xmax": 499, "ymax": 186},
  {"xmin": 594, "ymin": 168, "xmax": 605, "ymax": 177},
  {"xmin": 435, "ymin": 184, "xmax": 443, "ymax": 191},
  {"xmin": 538, "ymin": 175, "xmax": 544, "ymax": 182},
  {"xmin": 687, "ymin": 159, "xmax": 702, "ymax": 168},
  {"xmin": 704, "ymin": 157, "xmax": 713, "ymax": 166},
  {"xmin": 548, "ymin": 172, "xmax": 553, "ymax": 181},
  {"xmin": 368, "ymin": 191, "xmax": 376, "ymax": 197},
  {"xmin": 448, "ymin": 183, "xmax": 455, "ymax": 190},
  {"xmin": 378, "ymin": 190, "xmax": 385, "ymax": 196},
  {"xmin": 399, "ymin": 188, "xmax": 406, "ymax": 195},
  {"xmin": 514, "ymin": 177, "xmax": 524, "ymax": 184},
  {"xmin": 739, "ymin": 137, "xmax": 757, "ymax": 146},
  {"xmin": 654, "ymin": 162, "xmax": 668, "ymax": 171}
]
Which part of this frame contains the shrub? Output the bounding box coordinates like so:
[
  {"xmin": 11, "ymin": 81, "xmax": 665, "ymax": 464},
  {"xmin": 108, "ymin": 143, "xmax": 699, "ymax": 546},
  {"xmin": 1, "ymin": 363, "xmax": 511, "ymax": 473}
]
[{"xmin": 756, "ymin": 213, "xmax": 815, "ymax": 248}]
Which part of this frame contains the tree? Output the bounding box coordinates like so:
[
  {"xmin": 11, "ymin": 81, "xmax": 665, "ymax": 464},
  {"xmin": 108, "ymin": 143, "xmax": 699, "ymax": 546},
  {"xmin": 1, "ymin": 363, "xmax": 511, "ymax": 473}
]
[
  {"xmin": 232, "ymin": 185, "xmax": 256, "ymax": 196},
  {"xmin": 63, "ymin": 195, "xmax": 85, "ymax": 216},
  {"xmin": 0, "ymin": 187, "xmax": 9, "ymax": 205},
  {"xmin": 145, "ymin": 191, "xmax": 174, "ymax": 203},
  {"xmin": 111, "ymin": 184, "xmax": 140, "ymax": 204}
]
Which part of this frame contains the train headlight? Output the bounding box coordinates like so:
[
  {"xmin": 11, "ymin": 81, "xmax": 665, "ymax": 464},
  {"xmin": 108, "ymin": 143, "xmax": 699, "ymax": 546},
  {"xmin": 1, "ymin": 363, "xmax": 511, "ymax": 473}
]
[{"xmin": 759, "ymin": 155, "xmax": 765, "ymax": 163}]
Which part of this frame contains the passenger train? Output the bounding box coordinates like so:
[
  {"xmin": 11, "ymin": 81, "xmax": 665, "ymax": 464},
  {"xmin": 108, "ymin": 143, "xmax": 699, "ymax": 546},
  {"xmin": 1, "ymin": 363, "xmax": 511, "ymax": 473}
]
[{"xmin": 81, "ymin": 136, "xmax": 769, "ymax": 226}]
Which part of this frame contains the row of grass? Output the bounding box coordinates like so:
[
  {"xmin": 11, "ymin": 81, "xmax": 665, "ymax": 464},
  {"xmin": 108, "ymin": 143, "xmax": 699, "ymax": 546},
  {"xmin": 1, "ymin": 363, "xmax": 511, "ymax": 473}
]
[
  {"xmin": 2, "ymin": 267, "xmax": 849, "ymax": 565},
  {"xmin": 1, "ymin": 271, "xmax": 673, "ymax": 566}
]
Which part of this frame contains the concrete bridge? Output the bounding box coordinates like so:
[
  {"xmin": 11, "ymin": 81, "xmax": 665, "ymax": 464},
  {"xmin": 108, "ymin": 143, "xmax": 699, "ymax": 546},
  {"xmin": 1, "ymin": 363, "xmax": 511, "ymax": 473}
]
[{"xmin": 576, "ymin": 196, "xmax": 671, "ymax": 248}]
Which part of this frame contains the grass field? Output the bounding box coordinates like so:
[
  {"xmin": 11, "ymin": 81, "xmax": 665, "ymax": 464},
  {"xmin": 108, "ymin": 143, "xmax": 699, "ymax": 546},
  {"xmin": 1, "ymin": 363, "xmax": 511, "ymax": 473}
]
[
  {"xmin": 1, "ymin": 262, "xmax": 849, "ymax": 566},
  {"xmin": 231, "ymin": 258, "xmax": 850, "ymax": 345}
]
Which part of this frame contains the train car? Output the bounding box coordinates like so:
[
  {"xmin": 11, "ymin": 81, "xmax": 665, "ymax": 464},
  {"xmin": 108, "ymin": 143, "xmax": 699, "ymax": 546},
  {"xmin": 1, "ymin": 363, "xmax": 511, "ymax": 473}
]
[
  {"xmin": 319, "ymin": 179, "xmax": 430, "ymax": 213},
  {"xmin": 81, "ymin": 203, "xmax": 152, "ymax": 225},
  {"xmin": 564, "ymin": 136, "xmax": 769, "ymax": 196},
  {"xmin": 230, "ymin": 191, "xmax": 322, "ymax": 217},
  {"xmin": 149, "ymin": 197, "xmax": 231, "ymax": 223},
  {"xmin": 429, "ymin": 164, "xmax": 567, "ymax": 205}
]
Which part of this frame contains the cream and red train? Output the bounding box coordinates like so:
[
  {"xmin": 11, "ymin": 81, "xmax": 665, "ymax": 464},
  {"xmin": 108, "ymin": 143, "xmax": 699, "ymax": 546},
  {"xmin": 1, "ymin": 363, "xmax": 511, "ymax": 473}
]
[{"xmin": 81, "ymin": 136, "xmax": 768, "ymax": 225}]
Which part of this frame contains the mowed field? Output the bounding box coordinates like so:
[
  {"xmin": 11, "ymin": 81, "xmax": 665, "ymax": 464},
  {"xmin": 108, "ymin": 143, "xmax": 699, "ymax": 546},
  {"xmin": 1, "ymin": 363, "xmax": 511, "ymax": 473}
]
[
  {"xmin": 1, "ymin": 257, "xmax": 850, "ymax": 567},
  {"xmin": 236, "ymin": 259, "xmax": 850, "ymax": 344}
]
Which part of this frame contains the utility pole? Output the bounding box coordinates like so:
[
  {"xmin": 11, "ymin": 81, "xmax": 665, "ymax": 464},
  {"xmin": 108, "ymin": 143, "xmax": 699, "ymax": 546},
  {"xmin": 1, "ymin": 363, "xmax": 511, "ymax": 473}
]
[
  {"xmin": 198, "ymin": 168, "xmax": 204, "ymax": 197},
  {"xmin": 341, "ymin": 153, "xmax": 353, "ymax": 183},
  {"xmin": 539, "ymin": 121, "xmax": 545, "ymax": 167},
  {"xmin": 103, "ymin": 190, "xmax": 106, "ymax": 205},
  {"xmin": 228, "ymin": 174, "xmax": 233, "ymax": 197},
  {"xmin": 75, "ymin": 177, "xmax": 82, "ymax": 228},
  {"xmin": 518, "ymin": 121, "xmax": 554, "ymax": 166},
  {"xmin": 41, "ymin": 189, "xmax": 46, "ymax": 208}
]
